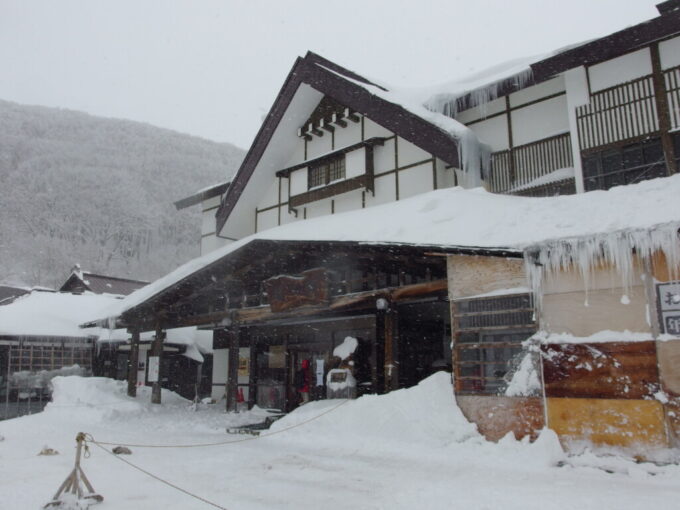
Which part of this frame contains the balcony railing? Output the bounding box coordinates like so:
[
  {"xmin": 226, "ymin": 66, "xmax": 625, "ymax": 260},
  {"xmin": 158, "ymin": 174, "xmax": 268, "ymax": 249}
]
[{"xmin": 488, "ymin": 132, "xmax": 573, "ymax": 193}]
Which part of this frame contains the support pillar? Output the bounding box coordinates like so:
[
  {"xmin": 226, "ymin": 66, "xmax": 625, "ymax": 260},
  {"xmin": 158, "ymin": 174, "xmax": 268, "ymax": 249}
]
[
  {"xmin": 150, "ymin": 325, "xmax": 165, "ymax": 405},
  {"xmin": 226, "ymin": 328, "xmax": 239, "ymax": 413},
  {"xmin": 248, "ymin": 336, "xmax": 259, "ymax": 410},
  {"xmin": 127, "ymin": 328, "xmax": 140, "ymax": 397},
  {"xmin": 384, "ymin": 306, "xmax": 399, "ymax": 392}
]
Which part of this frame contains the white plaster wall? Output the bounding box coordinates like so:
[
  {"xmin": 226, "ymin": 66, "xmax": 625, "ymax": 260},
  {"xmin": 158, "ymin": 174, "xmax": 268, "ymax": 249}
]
[
  {"xmin": 304, "ymin": 200, "xmax": 330, "ymax": 219},
  {"xmin": 333, "ymin": 190, "xmax": 363, "ymax": 214},
  {"xmin": 137, "ymin": 349, "xmax": 147, "ymax": 386},
  {"xmin": 280, "ymin": 177, "xmax": 289, "ymax": 202},
  {"xmin": 660, "ymin": 35, "xmax": 680, "ymax": 69},
  {"xmin": 346, "ymin": 147, "xmax": 366, "ymax": 178},
  {"xmin": 511, "ymin": 95, "xmax": 569, "ymax": 146},
  {"xmin": 279, "ymin": 207, "xmax": 297, "ymax": 225},
  {"xmin": 366, "ymin": 173, "xmax": 397, "ymax": 206},
  {"xmin": 201, "ymin": 210, "xmax": 216, "ymax": 236},
  {"xmin": 256, "ymin": 179, "xmax": 280, "ymax": 211},
  {"xmin": 588, "ymin": 48, "xmax": 652, "ymax": 92},
  {"xmin": 509, "ymin": 76, "xmax": 565, "ymax": 108},
  {"xmin": 211, "ymin": 348, "xmax": 228, "ymax": 401},
  {"xmin": 467, "ymin": 115, "xmax": 509, "ymax": 152},
  {"xmin": 374, "ymin": 138, "xmax": 396, "ymax": 174},
  {"xmin": 397, "ymin": 137, "xmax": 431, "ymax": 167},
  {"xmin": 455, "ymin": 97, "xmax": 506, "ymax": 124},
  {"xmin": 435, "ymin": 159, "xmax": 456, "ymax": 190},
  {"xmin": 398, "ymin": 163, "xmax": 434, "ymax": 200},
  {"xmin": 256, "ymin": 207, "xmax": 278, "ymax": 233},
  {"xmin": 306, "ymin": 131, "xmax": 333, "ymax": 159},
  {"xmin": 290, "ymin": 167, "xmax": 308, "ymax": 195},
  {"xmin": 284, "ymin": 138, "xmax": 307, "ymax": 168},
  {"xmin": 202, "ymin": 195, "xmax": 222, "ymax": 211},
  {"xmin": 363, "ymin": 117, "xmax": 392, "ymax": 139},
  {"xmin": 334, "ymin": 119, "xmax": 362, "ymax": 148}
]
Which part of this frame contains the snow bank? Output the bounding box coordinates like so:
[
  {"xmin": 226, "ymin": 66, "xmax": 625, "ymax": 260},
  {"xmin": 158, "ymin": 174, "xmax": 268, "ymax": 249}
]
[{"xmin": 269, "ymin": 372, "xmax": 478, "ymax": 448}]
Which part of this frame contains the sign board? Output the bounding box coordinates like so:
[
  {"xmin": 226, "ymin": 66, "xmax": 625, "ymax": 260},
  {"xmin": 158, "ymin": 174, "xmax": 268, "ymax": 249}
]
[
  {"xmin": 147, "ymin": 356, "xmax": 160, "ymax": 382},
  {"xmin": 657, "ymin": 281, "xmax": 680, "ymax": 336},
  {"xmin": 263, "ymin": 268, "xmax": 330, "ymax": 312}
]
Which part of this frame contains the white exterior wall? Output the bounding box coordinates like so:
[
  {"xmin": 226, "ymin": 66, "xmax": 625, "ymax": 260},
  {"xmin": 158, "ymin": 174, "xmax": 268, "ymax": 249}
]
[
  {"xmin": 466, "ymin": 115, "xmax": 509, "ymax": 152},
  {"xmin": 588, "ymin": 48, "xmax": 652, "ymax": 92},
  {"xmin": 511, "ymin": 95, "xmax": 570, "ymax": 146},
  {"xmin": 660, "ymin": 35, "xmax": 680, "ymax": 69},
  {"xmin": 251, "ymin": 107, "xmax": 454, "ymax": 233},
  {"xmin": 211, "ymin": 348, "xmax": 228, "ymax": 401}
]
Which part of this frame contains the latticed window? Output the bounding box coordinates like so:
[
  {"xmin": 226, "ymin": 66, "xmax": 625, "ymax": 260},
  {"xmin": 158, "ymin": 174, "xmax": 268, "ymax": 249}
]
[
  {"xmin": 453, "ymin": 294, "xmax": 536, "ymax": 395},
  {"xmin": 308, "ymin": 155, "xmax": 345, "ymax": 189},
  {"xmin": 582, "ymin": 136, "xmax": 670, "ymax": 191}
]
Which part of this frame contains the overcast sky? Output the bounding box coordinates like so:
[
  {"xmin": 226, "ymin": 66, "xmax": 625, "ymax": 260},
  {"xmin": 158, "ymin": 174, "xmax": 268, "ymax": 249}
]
[{"xmin": 0, "ymin": 0, "xmax": 664, "ymax": 149}]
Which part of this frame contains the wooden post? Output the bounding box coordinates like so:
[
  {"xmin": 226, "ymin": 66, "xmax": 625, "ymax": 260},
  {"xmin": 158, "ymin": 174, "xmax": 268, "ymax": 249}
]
[
  {"xmin": 127, "ymin": 328, "xmax": 140, "ymax": 397},
  {"xmin": 150, "ymin": 325, "xmax": 165, "ymax": 405},
  {"xmin": 226, "ymin": 328, "xmax": 239, "ymax": 412},
  {"xmin": 650, "ymin": 42, "xmax": 677, "ymax": 175},
  {"xmin": 384, "ymin": 306, "xmax": 399, "ymax": 392},
  {"xmin": 248, "ymin": 336, "xmax": 258, "ymax": 410}
]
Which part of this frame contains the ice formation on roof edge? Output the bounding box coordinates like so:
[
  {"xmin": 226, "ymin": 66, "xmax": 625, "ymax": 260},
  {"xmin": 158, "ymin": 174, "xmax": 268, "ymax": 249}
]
[
  {"xmin": 423, "ymin": 68, "xmax": 534, "ymax": 118},
  {"xmin": 524, "ymin": 222, "xmax": 680, "ymax": 309}
]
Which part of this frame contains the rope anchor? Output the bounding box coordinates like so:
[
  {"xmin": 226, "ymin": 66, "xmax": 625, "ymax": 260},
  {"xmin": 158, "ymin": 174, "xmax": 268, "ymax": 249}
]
[{"xmin": 44, "ymin": 432, "xmax": 103, "ymax": 508}]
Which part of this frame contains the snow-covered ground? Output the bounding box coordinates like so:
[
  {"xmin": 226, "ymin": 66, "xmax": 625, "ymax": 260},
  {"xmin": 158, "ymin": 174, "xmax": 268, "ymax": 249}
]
[{"xmin": 2, "ymin": 374, "xmax": 680, "ymax": 509}]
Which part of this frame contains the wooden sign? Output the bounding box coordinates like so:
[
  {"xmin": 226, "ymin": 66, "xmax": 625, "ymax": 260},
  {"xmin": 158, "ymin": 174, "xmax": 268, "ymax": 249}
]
[
  {"xmin": 263, "ymin": 268, "xmax": 330, "ymax": 313},
  {"xmin": 657, "ymin": 282, "xmax": 680, "ymax": 335}
]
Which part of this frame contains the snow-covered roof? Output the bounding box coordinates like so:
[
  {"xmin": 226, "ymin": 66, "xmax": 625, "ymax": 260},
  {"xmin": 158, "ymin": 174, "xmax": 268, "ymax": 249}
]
[
  {"xmin": 88, "ymin": 175, "xmax": 680, "ymax": 324},
  {"xmin": 0, "ymin": 291, "xmax": 121, "ymax": 338}
]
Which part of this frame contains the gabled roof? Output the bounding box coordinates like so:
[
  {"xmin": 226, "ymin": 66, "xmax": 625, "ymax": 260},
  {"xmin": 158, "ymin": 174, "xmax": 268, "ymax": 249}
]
[
  {"xmin": 60, "ymin": 270, "xmax": 148, "ymax": 296},
  {"xmin": 215, "ymin": 52, "xmax": 469, "ymax": 233}
]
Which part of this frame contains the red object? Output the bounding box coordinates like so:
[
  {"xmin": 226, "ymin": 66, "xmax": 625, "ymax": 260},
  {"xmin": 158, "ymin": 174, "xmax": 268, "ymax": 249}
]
[
  {"xmin": 237, "ymin": 387, "xmax": 245, "ymax": 403},
  {"xmin": 300, "ymin": 359, "xmax": 311, "ymax": 393}
]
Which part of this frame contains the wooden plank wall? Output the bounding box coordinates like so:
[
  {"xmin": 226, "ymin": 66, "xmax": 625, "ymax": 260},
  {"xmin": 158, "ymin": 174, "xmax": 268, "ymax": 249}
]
[
  {"xmin": 652, "ymin": 250, "xmax": 680, "ymax": 446},
  {"xmin": 448, "ymin": 254, "xmax": 541, "ymax": 441}
]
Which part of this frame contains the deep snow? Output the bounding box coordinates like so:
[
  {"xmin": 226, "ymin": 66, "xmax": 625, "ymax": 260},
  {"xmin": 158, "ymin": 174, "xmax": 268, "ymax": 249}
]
[{"xmin": 2, "ymin": 374, "xmax": 680, "ymax": 509}]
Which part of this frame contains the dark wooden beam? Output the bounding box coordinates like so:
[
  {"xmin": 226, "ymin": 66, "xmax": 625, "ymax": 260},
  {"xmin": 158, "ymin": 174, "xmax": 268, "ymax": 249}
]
[
  {"xmin": 650, "ymin": 42, "xmax": 677, "ymax": 175},
  {"xmin": 226, "ymin": 328, "xmax": 240, "ymax": 412},
  {"xmin": 127, "ymin": 328, "xmax": 140, "ymax": 397},
  {"xmin": 150, "ymin": 325, "xmax": 165, "ymax": 404}
]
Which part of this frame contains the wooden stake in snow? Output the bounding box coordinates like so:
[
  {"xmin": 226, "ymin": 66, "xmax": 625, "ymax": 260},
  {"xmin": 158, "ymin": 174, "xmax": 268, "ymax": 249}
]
[{"xmin": 44, "ymin": 432, "xmax": 103, "ymax": 508}]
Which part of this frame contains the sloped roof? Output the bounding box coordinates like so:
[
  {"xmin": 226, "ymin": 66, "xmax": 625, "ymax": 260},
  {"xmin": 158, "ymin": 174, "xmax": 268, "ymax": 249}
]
[
  {"xmin": 174, "ymin": 181, "xmax": 230, "ymax": 210},
  {"xmin": 60, "ymin": 271, "xmax": 149, "ymax": 296},
  {"xmin": 0, "ymin": 285, "xmax": 30, "ymax": 306},
  {"xmin": 0, "ymin": 291, "xmax": 120, "ymax": 339}
]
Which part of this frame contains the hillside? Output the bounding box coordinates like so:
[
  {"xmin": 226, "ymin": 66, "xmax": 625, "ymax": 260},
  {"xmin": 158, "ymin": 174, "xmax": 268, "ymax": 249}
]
[{"xmin": 0, "ymin": 99, "xmax": 245, "ymax": 288}]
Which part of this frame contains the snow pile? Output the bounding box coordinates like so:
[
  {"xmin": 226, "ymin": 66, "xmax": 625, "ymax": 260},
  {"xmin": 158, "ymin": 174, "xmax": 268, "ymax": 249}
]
[
  {"xmin": 504, "ymin": 353, "xmax": 541, "ymax": 397},
  {"xmin": 332, "ymin": 336, "xmax": 358, "ymax": 360},
  {"xmin": 269, "ymin": 372, "xmax": 478, "ymax": 449},
  {"xmin": 532, "ymin": 330, "xmax": 655, "ymax": 345}
]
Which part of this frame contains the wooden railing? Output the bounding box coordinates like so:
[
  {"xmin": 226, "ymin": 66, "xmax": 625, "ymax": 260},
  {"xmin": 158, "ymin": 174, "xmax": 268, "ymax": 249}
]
[
  {"xmin": 665, "ymin": 65, "xmax": 680, "ymax": 131},
  {"xmin": 488, "ymin": 132, "xmax": 573, "ymax": 193},
  {"xmin": 576, "ymin": 74, "xmax": 658, "ymax": 151}
]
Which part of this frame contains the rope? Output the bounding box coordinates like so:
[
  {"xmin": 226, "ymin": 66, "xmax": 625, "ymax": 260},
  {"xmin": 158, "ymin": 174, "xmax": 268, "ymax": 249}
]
[
  {"xmin": 88, "ymin": 398, "xmax": 350, "ymax": 449},
  {"xmin": 89, "ymin": 440, "xmax": 229, "ymax": 510},
  {"xmin": 79, "ymin": 400, "xmax": 351, "ymax": 510}
]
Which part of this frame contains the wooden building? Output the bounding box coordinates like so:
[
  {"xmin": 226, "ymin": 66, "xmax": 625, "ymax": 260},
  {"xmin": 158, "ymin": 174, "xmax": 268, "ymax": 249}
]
[{"xmin": 86, "ymin": 2, "xmax": 680, "ymax": 454}]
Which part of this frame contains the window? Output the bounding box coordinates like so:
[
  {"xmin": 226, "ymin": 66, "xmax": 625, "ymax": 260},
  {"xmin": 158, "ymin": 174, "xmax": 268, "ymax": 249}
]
[
  {"xmin": 582, "ymin": 137, "xmax": 669, "ymax": 191},
  {"xmin": 308, "ymin": 155, "xmax": 345, "ymax": 189},
  {"xmin": 453, "ymin": 294, "xmax": 536, "ymax": 395}
]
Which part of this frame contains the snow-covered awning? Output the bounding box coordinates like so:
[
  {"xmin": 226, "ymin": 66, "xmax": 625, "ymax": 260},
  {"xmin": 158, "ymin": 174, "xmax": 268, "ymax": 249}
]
[{"xmin": 84, "ymin": 174, "xmax": 680, "ymax": 328}]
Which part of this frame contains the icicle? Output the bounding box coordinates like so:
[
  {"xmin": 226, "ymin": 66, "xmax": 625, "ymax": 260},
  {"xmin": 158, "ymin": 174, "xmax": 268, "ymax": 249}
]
[
  {"xmin": 523, "ymin": 223, "xmax": 680, "ymax": 306},
  {"xmin": 424, "ymin": 68, "xmax": 534, "ymax": 119}
]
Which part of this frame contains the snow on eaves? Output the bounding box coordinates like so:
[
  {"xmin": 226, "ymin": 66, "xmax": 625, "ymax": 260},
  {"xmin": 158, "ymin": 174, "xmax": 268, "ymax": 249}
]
[
  {"xmin": 0, "ymin": 291, "xmax": 121, "ymax": 338},
  {"xmin": 88, "ymin": 175, "xmax": 680, "ymax": 325}
]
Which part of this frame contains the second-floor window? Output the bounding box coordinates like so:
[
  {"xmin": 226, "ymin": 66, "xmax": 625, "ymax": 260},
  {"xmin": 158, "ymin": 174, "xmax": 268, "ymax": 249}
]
[{"xmin": 308, "ymin": 155, "xmax": 346, "ymax": 189}]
